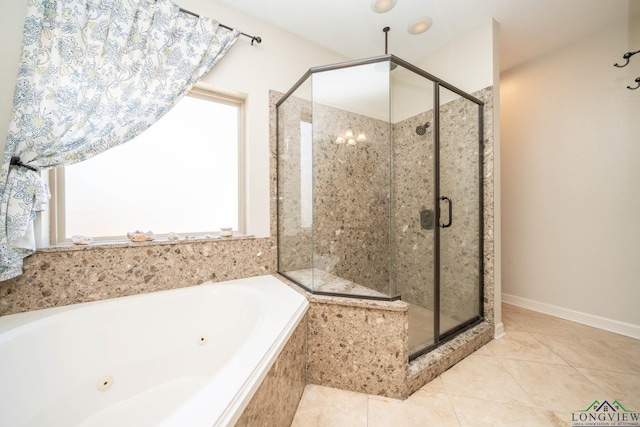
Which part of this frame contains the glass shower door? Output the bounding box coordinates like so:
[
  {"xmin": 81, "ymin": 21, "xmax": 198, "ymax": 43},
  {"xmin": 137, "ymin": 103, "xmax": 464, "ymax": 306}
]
[
  {"xmin": 438, "ymin": 86, "xmax": 483, "ymax": 336},
  {"xmin": 390, "ymin": 62, "xmax": 436, "ymax": 355}
]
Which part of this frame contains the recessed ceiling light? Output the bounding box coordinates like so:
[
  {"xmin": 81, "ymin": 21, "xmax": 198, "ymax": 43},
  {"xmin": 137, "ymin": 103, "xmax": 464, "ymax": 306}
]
[
  {"xmin": 371, "ymin": 0, "xmax": 397, "ymax": 13},
  {"xmin": 408, "ymin": 17, "xmax": 433, "ymax": 35}
]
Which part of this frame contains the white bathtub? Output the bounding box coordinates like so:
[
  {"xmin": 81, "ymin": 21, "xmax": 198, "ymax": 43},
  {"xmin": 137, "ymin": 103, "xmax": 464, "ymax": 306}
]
[{"xmin": 0, "ymin": 274, "xmax": 308, "ymax": 427}]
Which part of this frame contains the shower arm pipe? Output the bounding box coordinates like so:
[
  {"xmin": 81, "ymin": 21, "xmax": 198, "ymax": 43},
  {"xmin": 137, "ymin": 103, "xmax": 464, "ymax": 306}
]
[
  {"xmin": 178, "ymin": 7, "xmax": 262, "ymax": 45},
  {"xmin": 383, "ymin": 26, "xmax": 390, "ymax": 54}
]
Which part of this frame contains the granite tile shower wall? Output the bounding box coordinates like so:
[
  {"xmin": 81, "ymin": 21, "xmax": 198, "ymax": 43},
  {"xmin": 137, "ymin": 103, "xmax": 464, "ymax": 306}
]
[
  {"xmin": 391, "ymin": 109, "xmax": 436, "ymax": 309},
  {"xmin": 277, "ymin": 95, "xmax": 391, "ymax": 295},
  {"xmin": 311, "ymin": 103, "xmax": 391, "ymax": 294}
]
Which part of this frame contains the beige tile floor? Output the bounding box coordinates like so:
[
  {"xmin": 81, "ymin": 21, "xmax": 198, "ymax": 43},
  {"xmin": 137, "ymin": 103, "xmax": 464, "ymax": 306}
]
[{"xmin": 291, "ymin": 303, "xmax": 640, "ymax": 426}]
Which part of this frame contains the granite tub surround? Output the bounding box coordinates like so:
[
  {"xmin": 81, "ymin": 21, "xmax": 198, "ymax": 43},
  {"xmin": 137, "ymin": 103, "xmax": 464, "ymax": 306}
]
[
  {"xmin": 306, "ymin": 297, "xmax": 410, "ymax": 399},
  {"xmin": 236, "ymin": 313, "xmax": 307, "ymax": 427},
  {"xmin": 0, "ymin": 236, "xmax": 277, "ymax": 315}
]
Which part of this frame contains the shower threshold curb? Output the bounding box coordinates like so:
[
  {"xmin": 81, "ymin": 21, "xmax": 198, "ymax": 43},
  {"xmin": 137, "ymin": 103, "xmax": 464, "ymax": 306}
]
[{"xmin": 406, "ymin": 321, "xmax": 494, "ymax": 396}]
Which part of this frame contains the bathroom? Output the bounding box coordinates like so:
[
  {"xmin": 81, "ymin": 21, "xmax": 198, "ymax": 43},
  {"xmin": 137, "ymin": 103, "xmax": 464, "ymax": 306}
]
[{"xmin": 1, "ymin": 0, "xmax": 639, "ymax": 426}]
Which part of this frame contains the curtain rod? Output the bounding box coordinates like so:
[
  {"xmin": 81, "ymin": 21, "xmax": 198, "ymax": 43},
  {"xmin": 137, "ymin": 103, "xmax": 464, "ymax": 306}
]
[{"xmin": 179, "ymin": 7, "xmax": 262, "ymax": 46}]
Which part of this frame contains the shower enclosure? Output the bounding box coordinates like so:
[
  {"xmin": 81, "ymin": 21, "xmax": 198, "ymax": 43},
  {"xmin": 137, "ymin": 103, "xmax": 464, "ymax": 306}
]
[{"xmin": 277, "ymin": 55, "xmax": 484, "ymax": 359}]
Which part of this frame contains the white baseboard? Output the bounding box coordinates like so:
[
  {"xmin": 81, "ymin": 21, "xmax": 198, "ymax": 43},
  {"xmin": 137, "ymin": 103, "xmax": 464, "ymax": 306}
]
[
  {"xmin": 494, "ymin": 322, "xmax": 506, "ymax": 339},
  {"xmin": 502, "ymin": 293, "xmax": 640, "ymax": 340}
]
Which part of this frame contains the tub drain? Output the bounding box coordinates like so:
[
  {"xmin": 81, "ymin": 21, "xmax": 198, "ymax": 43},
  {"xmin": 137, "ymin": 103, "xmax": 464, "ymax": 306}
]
[
  {"xmin": 197, "ymin": 334, "xmax": 208, "ymax": 346},
  {"xmin": 97, "ymin": 375, "xmax": 113, "ymax": 391}
]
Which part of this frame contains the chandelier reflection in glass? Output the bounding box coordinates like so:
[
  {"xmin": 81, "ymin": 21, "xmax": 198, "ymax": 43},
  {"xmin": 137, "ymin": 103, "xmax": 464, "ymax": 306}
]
[{"xmin": 336, "ymin": 129, "xmax": 366, "ymax": 145}]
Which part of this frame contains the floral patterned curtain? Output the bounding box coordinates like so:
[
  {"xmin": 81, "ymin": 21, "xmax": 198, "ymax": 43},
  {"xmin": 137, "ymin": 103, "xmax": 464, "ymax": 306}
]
[{"xmin": 0, "ymin": 0, "xmax": 240, "ymax": 280}]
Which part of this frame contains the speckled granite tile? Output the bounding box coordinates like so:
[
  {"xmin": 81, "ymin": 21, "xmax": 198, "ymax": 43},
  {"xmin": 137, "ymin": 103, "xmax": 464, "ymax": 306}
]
[
  {"xmin": 285, "ymin": 268, "xmax": 389, "ymax": 298},
  {"xmin": 479, "ymin": 86, "xmax": 496, "ymax": 327},
  {"xmin": 306, "ymin": 298, "xmax": 409, "ymax": 399},
  {"xmin": 275, "ymin": 92, "xmax": 392, "ymax": 296},
  {"xmin": 0, "ymin": 237, "xmax": 277, "ymax": 315},
  {"xmin": 276, "ymin": 272, "xmax": 408, "ymax": 313},
  {"xmin": 391, "ymin": 106, "xmax": 436, "ymax": 311},
  {"xmin": 312, "ymin": 103, "xmax": 391, "ymax": 295},
  {"xmin": 235, "ymin": 313, "xmax": 307, "ymax": 427}
]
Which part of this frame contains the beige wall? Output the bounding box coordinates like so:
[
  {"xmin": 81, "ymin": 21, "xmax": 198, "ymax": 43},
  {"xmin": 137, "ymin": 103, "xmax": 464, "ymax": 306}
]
[
  {"xmin": 501, "ymin": 14, "xmax": 640, "ymax": 326},
  {"xmin": 416, "ymin": 20, "xmax": 496, "ymax": 95}
]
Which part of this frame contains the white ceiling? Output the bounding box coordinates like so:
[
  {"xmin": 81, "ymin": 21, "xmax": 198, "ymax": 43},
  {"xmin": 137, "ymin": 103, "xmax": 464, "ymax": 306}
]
[{"xmin": 217, "ymin": 0, "xmax": 639, "ymax": 71}]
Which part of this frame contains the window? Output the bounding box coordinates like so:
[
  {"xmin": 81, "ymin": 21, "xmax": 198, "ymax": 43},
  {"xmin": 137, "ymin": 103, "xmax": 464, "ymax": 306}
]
[{"xmin": 50, "ymin": 87, "xmax": 245, "ymax": 243}]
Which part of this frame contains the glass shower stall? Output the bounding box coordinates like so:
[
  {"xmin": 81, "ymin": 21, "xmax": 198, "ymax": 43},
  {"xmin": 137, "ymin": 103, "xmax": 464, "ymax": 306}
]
[{"xmin": 276, "ymin": 55, "xmax": 484, "ymax": 359}]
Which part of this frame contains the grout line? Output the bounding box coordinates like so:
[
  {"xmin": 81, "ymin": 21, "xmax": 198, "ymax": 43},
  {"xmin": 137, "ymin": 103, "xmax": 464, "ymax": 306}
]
[
  {"xmin": 443, "ymin": 389, "xmax": 464, "ymax": 427},
  {"xmin": 525, "ymin": 331, "xmax": 574, "ymax": 367},
  {"xmin": 503, "ymin": 370, "xmax": 555, "ymax": 424},
  {"xmin": 567, "ymin": 364, "xmax": 608, "ymax": 392},
  {"xmin": 492, "ymin": 353, "xmax": 541, "ymax": 410},
  {"xmin": 366, "ymin": 394, "xmax": 370, "ymax": 427}
]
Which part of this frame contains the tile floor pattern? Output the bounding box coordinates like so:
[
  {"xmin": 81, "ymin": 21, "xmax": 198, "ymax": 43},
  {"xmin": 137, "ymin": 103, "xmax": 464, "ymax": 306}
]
[{"xmin": 291, "ymin": 303, "xmax": 640, "ymax": 426}]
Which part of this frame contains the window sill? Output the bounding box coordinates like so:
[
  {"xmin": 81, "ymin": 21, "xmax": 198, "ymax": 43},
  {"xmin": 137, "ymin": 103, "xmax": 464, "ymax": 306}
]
[{"xmin": 38, "ymin": 234, "xmax": 256, "ymax": 253}]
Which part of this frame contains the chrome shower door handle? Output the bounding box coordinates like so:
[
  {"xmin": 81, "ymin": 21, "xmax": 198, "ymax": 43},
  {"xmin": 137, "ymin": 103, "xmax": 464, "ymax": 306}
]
[{"xmin": 439, "ymin": 196, "xmax": 452, "ymax": 228}]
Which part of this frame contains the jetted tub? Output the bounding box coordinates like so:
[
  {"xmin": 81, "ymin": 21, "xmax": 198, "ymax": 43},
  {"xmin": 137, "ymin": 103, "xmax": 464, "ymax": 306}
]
[{"xmin": 0, "ymin": 275, "xmax": 308, "ymax": 427}]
